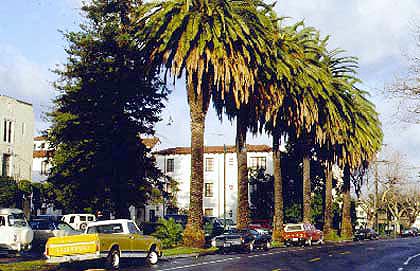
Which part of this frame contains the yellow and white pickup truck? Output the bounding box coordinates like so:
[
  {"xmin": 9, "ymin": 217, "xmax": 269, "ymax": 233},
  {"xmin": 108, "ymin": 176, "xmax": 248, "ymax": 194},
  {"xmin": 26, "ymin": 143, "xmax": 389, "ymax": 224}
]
[{"xmin": 45, "ymin": 219, "xmax": 162, "ymax": 269}]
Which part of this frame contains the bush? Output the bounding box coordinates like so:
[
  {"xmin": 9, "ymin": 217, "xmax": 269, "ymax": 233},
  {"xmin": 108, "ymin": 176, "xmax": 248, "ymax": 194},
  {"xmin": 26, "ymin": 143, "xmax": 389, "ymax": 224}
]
[{"xmin": 152, "ymin": 218, "xmax": 183, "ymax": 248}]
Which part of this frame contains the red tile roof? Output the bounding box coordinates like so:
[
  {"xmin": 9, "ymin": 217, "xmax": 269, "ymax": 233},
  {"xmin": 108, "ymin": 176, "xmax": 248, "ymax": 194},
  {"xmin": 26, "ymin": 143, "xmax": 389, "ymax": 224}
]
[
  {"xmin": 154, "ymin": 144, "xmax": 272, "ymax": 155},
  {"xmin": 34, "ymin": 136, "xmax": 47, "ymax": 141},
  {"xmin": 33, "ymin": 150, "xmax": 54, "ymax": 158}
]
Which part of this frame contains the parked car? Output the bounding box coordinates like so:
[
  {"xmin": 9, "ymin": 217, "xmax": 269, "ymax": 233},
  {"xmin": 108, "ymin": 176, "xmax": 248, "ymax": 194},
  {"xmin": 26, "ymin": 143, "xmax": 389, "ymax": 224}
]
[
  {"xmin": 0, "ymin": 208, "xmax": 33, "ymax": 252},
  {"xmin": 282, "ymin": 223, "xmax": 323, "ymax": 247},
  {"xmin": 211, "ymin": 229, "xmax": 272, "ymax": 253},
  {"xmin": 62, "ymin": 214, "xmax": 96, "ymax": 231},
  {"xmin": 45, "ymin": 219, "xmax": 162, "ymax": 269},
  {"xmin": 400, "ymin": 227, "xmax": 419, "ymax": 237},
  {"xmin": 30, "ymin": 219, "xmax": 80, "ymax": 250},
  {"xmin": 353, "ymin": 228, "xmax": 379, "ymax": 240},
  {"xmin": 32, "ymin": 214, "xmax": 63, "ymax": 222},
  {"xmin": 250, "ymin": 219, "xmax": 272, "ymax": 231}
]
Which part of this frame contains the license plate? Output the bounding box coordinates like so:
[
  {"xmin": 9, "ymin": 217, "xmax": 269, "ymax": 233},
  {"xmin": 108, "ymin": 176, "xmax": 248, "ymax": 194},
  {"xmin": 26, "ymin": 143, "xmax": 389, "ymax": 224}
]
[
  {"xmin": 224, "ymin": 243, "xmax": 231, "ymax": 247},
  {"xmin": 292, "ymin": 238, "xmax": 298, "ymax": 242}
]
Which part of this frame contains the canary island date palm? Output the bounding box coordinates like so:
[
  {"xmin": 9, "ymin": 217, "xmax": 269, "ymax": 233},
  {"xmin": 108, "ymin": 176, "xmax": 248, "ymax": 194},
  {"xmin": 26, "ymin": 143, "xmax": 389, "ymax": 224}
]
[{"xmin": 137, "ymin": 0, "xmax": 275, "ymax": 247}]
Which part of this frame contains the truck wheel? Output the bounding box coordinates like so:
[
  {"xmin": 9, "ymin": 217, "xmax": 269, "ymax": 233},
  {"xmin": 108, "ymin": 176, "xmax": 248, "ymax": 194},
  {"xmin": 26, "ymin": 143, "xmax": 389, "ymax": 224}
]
[
  {"xmin": 106, "ymin": 248, "xmax": 120, "ymax": 270},
  {"xmin": 146, "ymin": 250, "xmax": 159, "ymax": 265}
]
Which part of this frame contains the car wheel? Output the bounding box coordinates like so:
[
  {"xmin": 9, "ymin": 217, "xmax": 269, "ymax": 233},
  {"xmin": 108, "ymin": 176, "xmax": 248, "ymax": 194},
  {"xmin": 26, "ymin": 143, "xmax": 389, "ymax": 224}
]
[
  {"xmin": 307, "ymin": 238, "xmax": 312, "ymax": 247},
  {"xmin": 146, "ymin": 250, "xmax": 159, "ymax": 265},
  {"xmin": 106, "ymin": 248, "xmax": 120, "ymax": 270},
  {"xmin": 264, "ymin": 241, "xmax": 271, "ymax": 251},
  {"xmin": 247, "ymin": 242, "xmax": 254, "ymax": 253},
  {"xmin": 80, "ymin": 223, "xmax": 87, "ymax": 231}
]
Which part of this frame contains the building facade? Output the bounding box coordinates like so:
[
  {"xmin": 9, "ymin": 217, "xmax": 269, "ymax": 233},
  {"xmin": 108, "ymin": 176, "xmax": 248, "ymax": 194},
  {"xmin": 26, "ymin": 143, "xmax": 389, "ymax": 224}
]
[
  {"xmin": 153, "ymin": 145, "xmax": 273, "ymax": 222},
  {"xmin": 0, "ymin": 95, "xmax": 34, "ymax": 181},
  {"xmin": 32, "ymin": 136, "xmax": 53, "ymax": 182}
]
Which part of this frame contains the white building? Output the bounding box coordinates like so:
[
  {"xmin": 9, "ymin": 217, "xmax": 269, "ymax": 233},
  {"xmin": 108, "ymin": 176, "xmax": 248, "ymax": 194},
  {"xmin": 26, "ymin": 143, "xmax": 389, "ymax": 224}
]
[
  {"xmin": 153, "ymin": 145, "xmax": 273, "ymax": 222},
  {"xmin": 32, "ymin": 136, "xmax": 53, "ymax": 182},
  {"xmin": 0, "ymin": 95, "xmax": 34, "ymax": 181}
]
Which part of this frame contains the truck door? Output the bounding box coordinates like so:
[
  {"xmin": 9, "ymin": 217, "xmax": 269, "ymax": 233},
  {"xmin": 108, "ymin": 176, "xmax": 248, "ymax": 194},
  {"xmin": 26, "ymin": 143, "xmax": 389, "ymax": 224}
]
[{"xmin": 127, "ymin": 221, "xmax": 147, "ymax": 256}]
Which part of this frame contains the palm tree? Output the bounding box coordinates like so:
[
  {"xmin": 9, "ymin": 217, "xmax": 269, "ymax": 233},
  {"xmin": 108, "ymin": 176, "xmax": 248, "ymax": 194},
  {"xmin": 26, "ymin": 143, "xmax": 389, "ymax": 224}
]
[{"xmin": 138, "ymin": 0, "xmax": 275, "ymax": 247}]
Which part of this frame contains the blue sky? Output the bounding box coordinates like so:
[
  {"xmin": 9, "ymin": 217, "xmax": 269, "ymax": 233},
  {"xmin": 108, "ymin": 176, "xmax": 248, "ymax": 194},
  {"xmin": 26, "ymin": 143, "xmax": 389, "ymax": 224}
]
[{"xmin": 1, "ymin": 0, "xmax": 420, "ymax": 167}]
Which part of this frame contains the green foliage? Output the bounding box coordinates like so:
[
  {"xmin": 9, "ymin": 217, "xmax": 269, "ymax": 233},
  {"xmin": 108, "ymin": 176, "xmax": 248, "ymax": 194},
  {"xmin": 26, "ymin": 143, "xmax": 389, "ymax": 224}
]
[
  {"xmin": 152, "ymin": 218, "xmax": 183, "ymax": 249},
  {"xmin": 285, "ymin": 203, "xmax": 302, "ymax": 223},
  {"xmin": 249, "ymin": 168, "xmax": 274, "ymax": 220},
  {"xmin": 47, "ymin": 1, "xmax": 169, "ymax": 217},
  {"xmin": 0, "ymin": 177, "xmax": 18, "ymax": 208},
  {"xmin": 311, "ymin": 192, "xmax": 324, "ymax": 228}
]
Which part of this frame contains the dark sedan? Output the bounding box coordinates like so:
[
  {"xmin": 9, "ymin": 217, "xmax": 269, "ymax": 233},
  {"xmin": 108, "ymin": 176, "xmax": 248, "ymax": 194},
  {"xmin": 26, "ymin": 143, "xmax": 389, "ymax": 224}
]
[
  {"xmin": 401, "ymin": 227, "xmax": 419, "ymax": 237},
  {"xmin": 212, "ymin": 229, "xmax": 272, "ymax": 253},
  {"xmin": 29, "ymin": 219, "xmax": 80, "ymax": 250},
  {"xmin": 354, "ymin": 228, "xmax": 379, "ymax": 241}
]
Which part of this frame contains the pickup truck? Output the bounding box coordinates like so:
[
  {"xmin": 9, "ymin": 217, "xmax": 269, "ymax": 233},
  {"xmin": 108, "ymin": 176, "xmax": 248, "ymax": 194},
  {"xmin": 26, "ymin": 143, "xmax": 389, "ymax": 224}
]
[
  {"xmin": 282, "ymin": 223, "xmax": 323, "ymax": 247},
  {"xmin": 45, "ymin": 219, "xmax": 162, "ymax": 269}
]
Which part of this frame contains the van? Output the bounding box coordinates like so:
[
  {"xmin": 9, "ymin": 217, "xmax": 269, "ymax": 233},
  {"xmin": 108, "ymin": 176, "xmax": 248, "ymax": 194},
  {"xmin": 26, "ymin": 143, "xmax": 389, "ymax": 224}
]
[
  {"xmin": 0, "ymin": 208, "xmax": 33, "ymax": 252},
  {"xmin": 61, "ymin": 214, "xmax": 96, "ymax": 230}
]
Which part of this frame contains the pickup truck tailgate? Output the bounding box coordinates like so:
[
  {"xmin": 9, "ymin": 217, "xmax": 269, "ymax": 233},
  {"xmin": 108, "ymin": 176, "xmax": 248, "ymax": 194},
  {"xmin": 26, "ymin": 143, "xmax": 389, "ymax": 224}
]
[{"xmin": 46, "ymin": 234, "xmax": 98, "ymax": 257}]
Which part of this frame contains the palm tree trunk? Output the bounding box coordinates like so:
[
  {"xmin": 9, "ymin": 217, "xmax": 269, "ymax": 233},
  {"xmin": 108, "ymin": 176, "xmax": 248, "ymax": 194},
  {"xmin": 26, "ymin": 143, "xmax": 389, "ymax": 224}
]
[
  {"xmin": 302, "ymin": 146, "xmax": 311, "ymax": 223},
  {"xmin": 323, "ymin": 162, "xmax": 333, "ymax": 236},
  {"xmin": 236, "ymin": 113, "xmax": 249, "ymax": 229},
  {"xmin": 341, "ymin": 165, "xmax": 353, "ymax": 238},
  {"xmin": 272, "ymin": 133, "xmax": 284, "ymax": 241},
  {"xmin": 183, "ymin": 88, "xmax": 209, "ymax": 248}
]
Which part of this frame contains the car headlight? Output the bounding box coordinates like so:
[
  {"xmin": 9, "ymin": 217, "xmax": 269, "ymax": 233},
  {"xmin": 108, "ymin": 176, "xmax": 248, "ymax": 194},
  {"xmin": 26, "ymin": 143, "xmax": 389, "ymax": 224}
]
[{"xmin": 211, "ymin": 239, "xmax": 216, "ymax": 247}]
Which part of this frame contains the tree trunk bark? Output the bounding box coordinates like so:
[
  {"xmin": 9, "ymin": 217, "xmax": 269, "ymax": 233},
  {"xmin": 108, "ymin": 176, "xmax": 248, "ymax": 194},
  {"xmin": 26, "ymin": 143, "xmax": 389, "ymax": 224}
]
[
  {"xmin": 302, "ymin": 149, "xmax": 312, "ymax": 223},
  {"xmin": 323, "ymin": 162, "xmax": 333, "ymax": 236},
  {"xmin": 341, "ymin": 165, "xmax": 353, "ymax": 238},
  {"xmin": 272, "ymin": 133, "xmax": 284, "ymax": 241},
  {"xmin": 236, "ymin": 113, "xmax": 249, "ymax": 229},
  {"xmin": 183, "ymin": 88, "xmax": 209, "ymax": 248}
]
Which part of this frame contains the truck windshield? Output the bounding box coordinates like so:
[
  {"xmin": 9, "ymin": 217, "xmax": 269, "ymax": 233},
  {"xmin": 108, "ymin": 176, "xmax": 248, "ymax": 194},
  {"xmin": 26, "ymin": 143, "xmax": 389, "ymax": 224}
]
[
  {"xmin": 8, "ymin": 213, "xmax": 27, "ymax": 227},
  {"xmin": 87, "ymin": 223, "xmax": 123, "ymax": 234}
]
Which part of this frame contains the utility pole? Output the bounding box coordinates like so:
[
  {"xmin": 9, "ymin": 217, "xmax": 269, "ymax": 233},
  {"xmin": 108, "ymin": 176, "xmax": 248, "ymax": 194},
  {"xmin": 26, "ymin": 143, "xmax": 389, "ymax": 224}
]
[
  {"xmin": 223, "ymin": 144, "xmax": 227, "ymax": 230},
  {"xmin": 374, "ymin": 161, "xmax": 379, "ymax": 232}
]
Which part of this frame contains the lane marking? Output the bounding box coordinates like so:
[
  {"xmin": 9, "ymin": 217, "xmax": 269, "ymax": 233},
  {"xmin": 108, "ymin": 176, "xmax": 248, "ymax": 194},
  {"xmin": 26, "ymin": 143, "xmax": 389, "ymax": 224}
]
[
  {"xmin": 398, "ymin": 268, "xmax": 403, "ymax": 271},
  {"xmin": 339, "ymin": 251, "xmax": 351, "ymax": 255},
  {"xmin": 308, "ymin": 257, "xmax": 321, "ymax": 263},
  {"xmin": 404, "ymin": 253, "xmax": 420, "ymax": 265},
  {"xmin": 158, "ymin": 256, "xmax": 241, "ymax": 271}
]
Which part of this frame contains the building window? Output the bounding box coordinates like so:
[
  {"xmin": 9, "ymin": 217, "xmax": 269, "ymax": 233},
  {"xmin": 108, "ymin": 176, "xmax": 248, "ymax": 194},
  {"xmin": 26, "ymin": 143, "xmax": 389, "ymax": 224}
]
[
  {"xmin": 228, "ymin": 157, "xmax": 234, "ymax": 166},
  {"xmin": 2, "ymin": 154, "xmax": 11, "ymax": 177},
  {"xmin": 40, "ymin": 143, "xmax": 46, "ymax": 149},
  {"xmin": 166, "ymin": 158, "xmax": 174, "ymax": 173},
  {"xmin": 204, "ymin": 208, "xmax": 213, "ymax": 217},
  {"xmin": 204, "ymin": 183, "xmax": 214, "ymax": 197},
  {"xmin": 3, "ymin": 120, "xmax": 13, "ymax": 143},
  {"xmin": 205, "ymin": 158, "xmax": 214, "ymax": 172},
  {"xmin": 21, "ymin": 123, "xmax": 25, "ymax": 137},
  {"xmin": 41, "ymin": 161, "xmax": 49, "ymax": 175},
  {"xmin": 250, "ymin": 157, "xmax": 266, "ymax": 169}
]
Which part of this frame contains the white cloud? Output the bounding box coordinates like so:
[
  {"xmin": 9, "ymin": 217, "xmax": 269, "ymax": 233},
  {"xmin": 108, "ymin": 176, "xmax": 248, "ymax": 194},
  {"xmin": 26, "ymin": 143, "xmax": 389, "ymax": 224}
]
[
  {"xmin": 0, "ymin": 44, "xmax": 55, "ymax": 134},
  {"xmin": 275, "ymin": 0, "xmax": 420, "ymax": 66}
]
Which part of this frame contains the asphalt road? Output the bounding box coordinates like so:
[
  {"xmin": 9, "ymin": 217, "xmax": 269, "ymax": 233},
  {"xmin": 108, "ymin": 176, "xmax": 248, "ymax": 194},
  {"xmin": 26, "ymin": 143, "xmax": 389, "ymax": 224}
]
[
  {"xmin": 122, "ymin": 237, "xmax": 420, "ymax": 271},
  {"xmin": 4, "ymin": 237, "xmax": 420, "ymax": 271}
]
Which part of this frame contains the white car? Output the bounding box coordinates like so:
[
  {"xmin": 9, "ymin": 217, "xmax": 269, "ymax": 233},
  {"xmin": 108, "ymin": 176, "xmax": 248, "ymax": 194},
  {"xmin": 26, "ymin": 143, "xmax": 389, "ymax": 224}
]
[
  {"xmin": 62, "ymin": 214, "xmax": 96, "ymax": 231},
  {"xmin": 0, "ymin": 208, "xmax": 33, "ymax": 252}
]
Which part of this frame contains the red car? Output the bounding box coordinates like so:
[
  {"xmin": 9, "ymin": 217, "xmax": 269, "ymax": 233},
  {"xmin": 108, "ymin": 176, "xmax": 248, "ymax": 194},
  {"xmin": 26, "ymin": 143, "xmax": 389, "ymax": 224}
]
[
  {"xmin": 282, "ymin": 223, "xmax": 323, "ymax": 246},
  {"xmin": 249, "ymin": 219, "xmax": 272, "ymax": 231}
]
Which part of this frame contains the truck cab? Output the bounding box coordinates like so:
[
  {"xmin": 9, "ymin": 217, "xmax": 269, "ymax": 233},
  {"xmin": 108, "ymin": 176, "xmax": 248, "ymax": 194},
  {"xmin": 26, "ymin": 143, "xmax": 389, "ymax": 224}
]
[{"xmin": 0, "ymin": 208, "xmax": 33, "ymax": 252}]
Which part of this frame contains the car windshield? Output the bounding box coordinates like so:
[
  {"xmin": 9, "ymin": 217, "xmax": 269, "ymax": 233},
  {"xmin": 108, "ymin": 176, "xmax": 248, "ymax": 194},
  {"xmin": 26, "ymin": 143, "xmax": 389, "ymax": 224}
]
[
  {"xmin": 57, "ymin": 221, "xmax": 76, "ymax": 231},
  {"xmin": 285, "ymin": 225, "xmax": 303, "ymax": 232},
  {"xmin": 8, "ymin": 213, "xmax": 27, "ymax": 227}
]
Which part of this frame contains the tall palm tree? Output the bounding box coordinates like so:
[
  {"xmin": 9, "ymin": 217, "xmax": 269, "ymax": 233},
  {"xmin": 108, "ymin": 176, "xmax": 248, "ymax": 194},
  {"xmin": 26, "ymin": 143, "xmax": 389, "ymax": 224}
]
[{"xmin": 138, "ymin": 0, "xmax": 275, "ymax": 247}]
